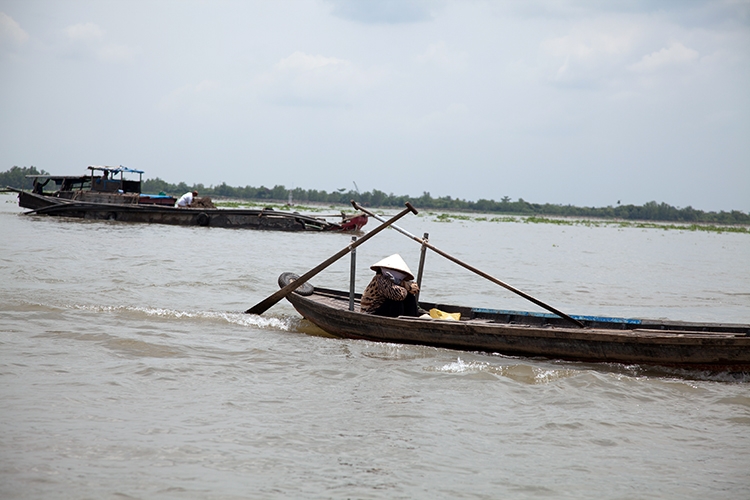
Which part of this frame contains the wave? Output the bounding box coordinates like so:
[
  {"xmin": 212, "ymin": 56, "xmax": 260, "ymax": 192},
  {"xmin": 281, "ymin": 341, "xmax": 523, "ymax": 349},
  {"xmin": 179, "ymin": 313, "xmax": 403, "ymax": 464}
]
[{"xmin": 74, "ymin": 303, "xmax": 298, "ymax": 331}]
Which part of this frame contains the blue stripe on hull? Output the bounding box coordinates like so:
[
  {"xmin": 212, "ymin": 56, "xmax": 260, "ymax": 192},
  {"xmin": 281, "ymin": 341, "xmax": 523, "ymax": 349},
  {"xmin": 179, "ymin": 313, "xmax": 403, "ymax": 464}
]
[{"xmin": 470, "ymin": 308, "xmax": 643, "ymax": 325}]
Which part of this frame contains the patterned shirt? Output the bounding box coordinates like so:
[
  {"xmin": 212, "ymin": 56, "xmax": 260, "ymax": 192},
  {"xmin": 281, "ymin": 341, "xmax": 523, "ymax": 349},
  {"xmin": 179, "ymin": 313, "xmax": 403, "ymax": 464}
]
[{"xmin": 360, "ymin": 274, "xmax": 409, "ymax": 314}]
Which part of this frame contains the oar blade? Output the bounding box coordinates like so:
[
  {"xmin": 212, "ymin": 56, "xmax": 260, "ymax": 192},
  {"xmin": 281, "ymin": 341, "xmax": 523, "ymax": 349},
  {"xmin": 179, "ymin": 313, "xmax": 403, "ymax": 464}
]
[{"xmin": 245, "ymin": 283, "xmax": 298, "ymax": 315}]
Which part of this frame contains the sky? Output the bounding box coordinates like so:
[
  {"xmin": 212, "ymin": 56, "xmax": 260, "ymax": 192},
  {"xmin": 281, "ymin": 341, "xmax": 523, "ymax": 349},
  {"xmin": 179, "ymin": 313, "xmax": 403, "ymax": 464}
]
[{"xmin": 1, "ymin": 0, "xmax": 749, "ymax": 212}]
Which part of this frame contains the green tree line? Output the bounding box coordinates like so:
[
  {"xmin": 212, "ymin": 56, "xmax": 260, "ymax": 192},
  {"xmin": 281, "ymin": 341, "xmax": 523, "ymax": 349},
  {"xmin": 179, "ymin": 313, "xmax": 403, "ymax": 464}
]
[
  {"xmin": 140, "ymin": 178, "xmax": 750, "ymax": 225},
  {"xmin": 3, "ymin": 166, "xmax": 748, "ymax": 225},
  {"xmin": 0, "ymin": 166, "xmax": 49, "ymax": 188}
]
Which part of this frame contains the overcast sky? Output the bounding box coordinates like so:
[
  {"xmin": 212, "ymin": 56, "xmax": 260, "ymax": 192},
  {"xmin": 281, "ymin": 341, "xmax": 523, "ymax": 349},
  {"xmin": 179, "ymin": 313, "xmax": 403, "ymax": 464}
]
[{"xmin": 1, "ymin": 1, "xmax": 748, "ymax": 212}]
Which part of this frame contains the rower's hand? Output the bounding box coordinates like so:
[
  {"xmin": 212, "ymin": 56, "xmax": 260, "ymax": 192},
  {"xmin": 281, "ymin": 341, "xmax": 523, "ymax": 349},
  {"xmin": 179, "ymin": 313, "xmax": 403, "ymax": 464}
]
[{"xmin": 403, "ymin": 280, "xmax": 419, "ymax": 295}]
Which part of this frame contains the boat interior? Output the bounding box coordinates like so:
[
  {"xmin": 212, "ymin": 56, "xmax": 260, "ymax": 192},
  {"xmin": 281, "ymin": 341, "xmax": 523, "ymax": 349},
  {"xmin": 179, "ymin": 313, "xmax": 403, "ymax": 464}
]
[{"xmin": 309, "ymin": 287, "xmax": 750, "ymax": 336}]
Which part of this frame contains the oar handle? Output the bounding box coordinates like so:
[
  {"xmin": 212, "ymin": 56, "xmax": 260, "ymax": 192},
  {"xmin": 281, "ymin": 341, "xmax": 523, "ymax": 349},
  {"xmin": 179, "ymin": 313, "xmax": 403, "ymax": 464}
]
[
  {"xmin": 245, "ymin": 201, "xmax": 418, "ymax": 315},
  {"xmin": 351, "ymin": 201, "xmax": 584, "ymax": 328}
]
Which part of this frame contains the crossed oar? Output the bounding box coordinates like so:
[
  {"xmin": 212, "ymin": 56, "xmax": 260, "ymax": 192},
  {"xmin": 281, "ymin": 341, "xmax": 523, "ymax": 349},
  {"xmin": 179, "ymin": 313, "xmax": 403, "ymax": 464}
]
[
  {"xmin": 247, "ymin": 200, "xmax": 582, "ymax": 328},
  {"xmin": 246, "ymin": 202, "xmax": 418, "ymax": 315},
  {"xmin": 350, "ymin": 201, "xmax": 584, "ymax": 328}
]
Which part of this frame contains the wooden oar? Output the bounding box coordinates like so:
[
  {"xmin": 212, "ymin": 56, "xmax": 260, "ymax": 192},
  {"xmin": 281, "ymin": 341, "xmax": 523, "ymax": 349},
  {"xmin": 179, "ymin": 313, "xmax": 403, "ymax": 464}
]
[
  {"xmin": 245, "ymin": 201, "xmax": 418, "ymax": 315},
  {"xmin": 351, "ymin": 202, "xmax": 585, "ymax": 328}
]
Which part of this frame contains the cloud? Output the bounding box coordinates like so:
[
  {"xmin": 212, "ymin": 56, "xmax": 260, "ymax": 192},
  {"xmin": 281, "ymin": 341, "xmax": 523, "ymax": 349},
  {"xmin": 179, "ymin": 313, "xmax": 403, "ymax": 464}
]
[
  {"xmin": 629, "ymin": 42, "xmax": 699, "ymax": 72},
  {"xmin": 256, "ymin": 51, "xmax": 382, "ymax": 106},
  {"xmin": 326, "ymin": 0, "xmax": 436, "ymax": 24},
  {"xmin": 540, "ymin": 23, "xmax": 639, "ymax": 86},
  {"xmin": 64, "ymin": 22, "xmax": 105, "ymax": 42},
  {"xmin": 542, "ymin": 31, "xmax": 634, "ymax": 61},
  {"xmin": 275, "ymin": 51, "xmax": 348, "ymax": 71},
  {"xmin": 0, "ymin": 12, "xmax": 29, "ymax": 45},
  {"xmin": 96, "ymin": 43, "xmax": 137, "ymax": 63},
  {"xmin": 61, "ymin": 21, "xmax": 137, "ymax": 63},
  {"xmin": 415, "ymin": 41, "xmax": 467, "ymax": 71},
  {"xmin": 416, "ymin": 102, "xmax": 469, "ymax": 131},
  {"xmin": 158, "ymin": 80, "xmax": 222, "ymax": 114}
]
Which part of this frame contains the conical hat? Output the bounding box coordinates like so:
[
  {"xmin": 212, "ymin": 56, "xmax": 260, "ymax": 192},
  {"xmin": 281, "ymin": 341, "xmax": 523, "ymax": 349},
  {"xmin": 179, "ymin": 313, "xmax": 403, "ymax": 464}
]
[{"xmin": 370, "ymin": 254, "xmax": 414, "ymax": 281}]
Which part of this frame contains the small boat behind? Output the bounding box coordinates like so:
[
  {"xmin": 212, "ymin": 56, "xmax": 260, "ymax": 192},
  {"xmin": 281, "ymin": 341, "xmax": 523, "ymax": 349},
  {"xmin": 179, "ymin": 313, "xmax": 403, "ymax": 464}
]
[
  {"xmin": 282, "ymin": 283, "xmax": 750, "ymax": 371},
  {"xmin": 9, "ymin": 165, "xmax": 367, "ymax": 232}
]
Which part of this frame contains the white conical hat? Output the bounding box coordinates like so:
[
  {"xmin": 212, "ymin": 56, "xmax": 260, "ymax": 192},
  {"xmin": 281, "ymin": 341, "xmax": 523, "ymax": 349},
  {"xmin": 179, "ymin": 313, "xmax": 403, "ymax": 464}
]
[{"xmin": 370, "ymin": 254, "xmax": 414, "ymax": 281}]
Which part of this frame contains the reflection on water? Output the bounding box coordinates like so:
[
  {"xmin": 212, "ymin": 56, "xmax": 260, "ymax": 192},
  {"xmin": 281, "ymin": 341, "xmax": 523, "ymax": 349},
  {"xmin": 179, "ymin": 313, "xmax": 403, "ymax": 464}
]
[{"xmin": 1, "ymin": 194, "xmax": 749, "ymax": 499}]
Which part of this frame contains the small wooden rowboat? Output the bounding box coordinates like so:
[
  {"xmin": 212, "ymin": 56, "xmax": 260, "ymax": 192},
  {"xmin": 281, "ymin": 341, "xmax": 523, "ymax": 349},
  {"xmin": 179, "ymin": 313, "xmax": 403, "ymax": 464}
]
[
  {"xmin": 246, "ymin": 204, "xmax": 749, "ymax": 371},
  {"xmin": 283, "ymin": 284, "xmax": 750, "ymax": 371}
]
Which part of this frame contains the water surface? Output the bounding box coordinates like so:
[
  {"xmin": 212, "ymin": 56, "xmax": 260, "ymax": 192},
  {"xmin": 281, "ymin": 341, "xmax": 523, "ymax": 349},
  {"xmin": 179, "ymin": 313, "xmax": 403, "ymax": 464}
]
[{"xmin": 1, "ymin": 193, "xmax": 749, "ymax": 499}]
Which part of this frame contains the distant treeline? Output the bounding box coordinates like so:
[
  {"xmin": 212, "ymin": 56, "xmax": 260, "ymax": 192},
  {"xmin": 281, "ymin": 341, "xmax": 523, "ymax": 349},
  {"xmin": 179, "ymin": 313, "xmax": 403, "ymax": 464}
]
[
  {"xmin": 3, "ymin": 166, "xmax": 748, "ymax": 225},
  {"xmin": 0, "ymin": 166, "xmax": 49, "ymax": 188},
  {"xmin": 140, "ymin": 177, "xmax": 750, "ymax": 225}
]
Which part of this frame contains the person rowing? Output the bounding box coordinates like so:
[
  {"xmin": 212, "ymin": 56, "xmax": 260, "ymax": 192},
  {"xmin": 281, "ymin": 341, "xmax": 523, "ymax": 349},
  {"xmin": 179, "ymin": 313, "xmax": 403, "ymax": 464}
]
[{"xmin": 360, "ymin": 254, "xmax": 421, "ymax": 317}]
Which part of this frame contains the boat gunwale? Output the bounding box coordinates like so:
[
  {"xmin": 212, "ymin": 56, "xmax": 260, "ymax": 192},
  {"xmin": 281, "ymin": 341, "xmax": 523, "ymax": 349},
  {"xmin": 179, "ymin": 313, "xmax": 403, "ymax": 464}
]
[
  {"xmin": 302, "ymin": 287, "xmax": 750, "ymax": 336},
  {"xmin": 284, "ymin": 287, "xmax": 750, "ymax": 368}
]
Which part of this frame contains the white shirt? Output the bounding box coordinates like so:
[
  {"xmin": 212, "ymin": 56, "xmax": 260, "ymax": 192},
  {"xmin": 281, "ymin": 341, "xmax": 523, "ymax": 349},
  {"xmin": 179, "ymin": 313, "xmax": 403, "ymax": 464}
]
[{"xmin": 176, "ymin": 192, "xmax": 194, "ymax": 207}]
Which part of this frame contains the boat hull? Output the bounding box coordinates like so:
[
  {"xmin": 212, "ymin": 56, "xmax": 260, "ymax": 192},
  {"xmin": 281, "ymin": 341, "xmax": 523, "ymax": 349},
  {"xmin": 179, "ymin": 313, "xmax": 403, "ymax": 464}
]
[
  {"xmin": 286, "ymin": 288, "xmax": 750, "ymax": 370},
  {"xmin": 15, "ymin": 190, "xmax": 63, "ymax": 211},
  {"xmin": 14, "ymin": 191, "xmax": 366, "ymax": 232}
]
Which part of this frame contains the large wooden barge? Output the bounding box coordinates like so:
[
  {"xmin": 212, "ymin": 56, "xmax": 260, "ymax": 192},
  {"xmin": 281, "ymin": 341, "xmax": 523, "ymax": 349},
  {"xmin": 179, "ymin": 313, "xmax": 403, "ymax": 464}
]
[{"xmin": 10, "ymin": 166, "xmax": 367, "ymax": 232}]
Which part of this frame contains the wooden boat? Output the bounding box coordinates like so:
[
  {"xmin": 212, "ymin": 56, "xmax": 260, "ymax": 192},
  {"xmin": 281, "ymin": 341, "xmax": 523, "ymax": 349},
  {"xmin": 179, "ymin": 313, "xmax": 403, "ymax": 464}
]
[
  {"xmin": 283, "ymin": 284, "xmax": 750, "ymax": 371},
  {"xmin": 9, "ymin": 166, "xmax": 367, "ymax": 232}
]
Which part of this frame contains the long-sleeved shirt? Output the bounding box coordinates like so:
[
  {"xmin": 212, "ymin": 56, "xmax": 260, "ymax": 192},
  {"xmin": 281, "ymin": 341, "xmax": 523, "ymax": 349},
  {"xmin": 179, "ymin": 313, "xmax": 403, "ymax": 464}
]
[
  {"xmin": 360, "ymin": 274, "xmax": 409, "ymax": 314},
  {"xmin": 176, "ymin": 192, "xmax": 194, "ymax": 207}
]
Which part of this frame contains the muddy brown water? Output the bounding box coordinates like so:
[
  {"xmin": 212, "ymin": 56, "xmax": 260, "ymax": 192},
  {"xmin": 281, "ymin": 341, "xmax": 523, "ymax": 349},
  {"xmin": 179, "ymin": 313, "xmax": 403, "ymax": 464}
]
[{"xmin": 1, "ymin": 193, "xmax": 749, "ymax": 499}]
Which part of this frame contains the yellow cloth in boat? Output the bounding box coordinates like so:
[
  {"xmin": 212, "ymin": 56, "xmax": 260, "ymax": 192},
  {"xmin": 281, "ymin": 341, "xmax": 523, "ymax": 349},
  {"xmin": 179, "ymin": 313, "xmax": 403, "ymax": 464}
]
[{"xmin": 429, "ymin": 309, "xmax": 461, "ymax": 321}]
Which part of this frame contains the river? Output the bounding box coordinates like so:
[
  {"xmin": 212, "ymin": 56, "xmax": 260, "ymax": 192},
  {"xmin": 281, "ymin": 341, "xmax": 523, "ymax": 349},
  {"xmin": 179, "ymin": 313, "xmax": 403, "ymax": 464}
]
[{"xmin": 1, "ymin": 193, "xmax": 749, "ymax": 499}]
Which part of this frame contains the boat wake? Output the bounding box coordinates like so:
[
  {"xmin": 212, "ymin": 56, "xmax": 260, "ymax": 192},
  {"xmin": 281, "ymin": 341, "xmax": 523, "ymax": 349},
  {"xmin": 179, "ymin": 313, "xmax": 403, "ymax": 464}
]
[
  {"xmin": 68, "ymin": 303, "xmax": 297, "ymax": 331},
  {"xmin": 433, "ymin": 357, "xmax": 579, "ymax": 384},
  {"xmin": 433, "ymin": 356, "xmax": 750, "ymax": 384}
]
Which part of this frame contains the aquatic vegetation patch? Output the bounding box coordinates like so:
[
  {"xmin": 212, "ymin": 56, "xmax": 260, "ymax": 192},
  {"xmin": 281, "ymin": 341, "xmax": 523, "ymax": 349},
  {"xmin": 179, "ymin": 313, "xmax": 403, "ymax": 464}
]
[
  {"xmin": 209, "ymin": 201, "xmax": 748, "ymax": 234},
  {"xmin": 523, "ymin": 216, "xmax": 749, "ymax": 234},
  {"xmin": 424, "ymin": 212, "xmax": 748, "ymax": 234},
  {"xmin": 213, "ymin": 200, "xmax": 356, "ymax": 214},
  {"xmin": 489, "ymin": 216, "xmax": 523, "ymax": 223}
]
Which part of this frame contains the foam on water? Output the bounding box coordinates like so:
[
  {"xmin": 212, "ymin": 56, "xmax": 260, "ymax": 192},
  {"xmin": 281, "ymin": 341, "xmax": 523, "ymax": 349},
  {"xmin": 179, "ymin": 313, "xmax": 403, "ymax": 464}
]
[
  {"xmin": 434, "ymin": 357, "xmax": 583, "ymax": 384},
  {"xmin": 60, "ymin": 303, "xmax": 298, "ymax": 331}
]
